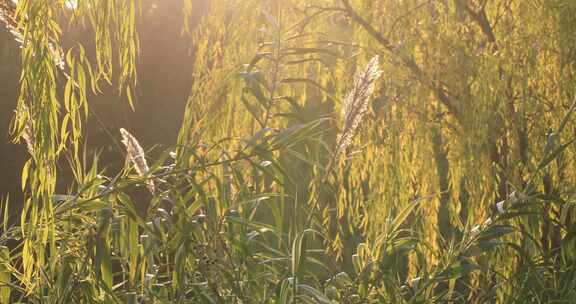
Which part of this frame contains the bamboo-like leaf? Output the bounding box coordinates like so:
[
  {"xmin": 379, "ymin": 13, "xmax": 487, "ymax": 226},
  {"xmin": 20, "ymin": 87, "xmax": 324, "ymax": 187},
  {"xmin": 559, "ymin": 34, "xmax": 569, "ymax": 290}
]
[
  {"xmin": 391, "ymin": 197, "xmax": 423, "ymax": 234},
  {"xmin": 0, "ymin": 246, "xmax": 10, "ymax": 304},
  {"xmin": 537, "ymin": 138, "xmax": 576, "ymax": 171}
]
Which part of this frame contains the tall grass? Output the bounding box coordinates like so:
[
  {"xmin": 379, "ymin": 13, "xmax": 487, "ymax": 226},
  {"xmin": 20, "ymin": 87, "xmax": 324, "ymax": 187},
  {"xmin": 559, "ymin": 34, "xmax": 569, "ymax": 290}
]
[{"xmin": 1, "ymin": 0, "xmax": 576, "ymax": 303}]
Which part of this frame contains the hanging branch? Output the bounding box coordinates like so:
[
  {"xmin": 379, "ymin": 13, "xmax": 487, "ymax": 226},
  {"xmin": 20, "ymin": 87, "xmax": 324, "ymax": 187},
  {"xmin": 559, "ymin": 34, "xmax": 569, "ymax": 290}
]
[
  {"xmin": 340, "ymin": 0, "xmax": 461, "ymax": 121},
  {"xmin": 455, "ymin": 0, "xmax": 497, "ymax": 45}
]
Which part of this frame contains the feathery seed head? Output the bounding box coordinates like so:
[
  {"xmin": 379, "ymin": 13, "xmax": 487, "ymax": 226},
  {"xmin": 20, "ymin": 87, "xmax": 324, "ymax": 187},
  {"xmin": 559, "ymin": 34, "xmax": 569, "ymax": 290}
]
[
  {"xmin": 323, "ymin": 56, "xmax": 382, "ymax": 181},
  {"xmin": 22, "ymin": 121, "xmax": 35, "ymax": 155},
  {"xmin": 120, "ymin": 128, "xmax": 155, "ymax": 193},
  {"xmin": 335, "ymin": 55, "xmax": 382, "ymax": 158},
  {"xmin": 496, "ymin": 200, "xmax": 506, "ymax": 214}
]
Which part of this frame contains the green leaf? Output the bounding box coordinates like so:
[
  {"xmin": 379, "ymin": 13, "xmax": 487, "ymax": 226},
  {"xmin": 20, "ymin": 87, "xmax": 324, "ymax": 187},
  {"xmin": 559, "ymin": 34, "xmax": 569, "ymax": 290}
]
[
  {"xmin": 292, "ymin": 230, "xmax": 308, "ymax": 281},
  {"xmin": 477, "ymin": 225, "xmax": 515, "ymax": 243},
  {"xmin": 327, "ymin": 272, "xmax": 352, "ymax": 289},
  {"xmin": 391, "ymin": 197, "xmax": 423, "ymax": 234},
  {"xmin": 537, "ymin": 137, "xmax": 576, "ymax": 171},
  {"xmin": 0, "ymin": 246, "xmax": 11, "ymax": 304}
]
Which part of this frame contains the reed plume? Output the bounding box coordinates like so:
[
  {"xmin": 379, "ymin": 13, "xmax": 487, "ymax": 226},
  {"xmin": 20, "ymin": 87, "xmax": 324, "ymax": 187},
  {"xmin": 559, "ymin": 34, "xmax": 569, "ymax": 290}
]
[
  {"xmin": 22, "ymin": 119, "xmax": 34, "ymax": 155},
  {"xmin": 325, "ymin": 56, "xmax": 382, "ymax": 179},
  {"xmin": 120, "ymin": 128, "xmax": 155, "ymax": 194}
]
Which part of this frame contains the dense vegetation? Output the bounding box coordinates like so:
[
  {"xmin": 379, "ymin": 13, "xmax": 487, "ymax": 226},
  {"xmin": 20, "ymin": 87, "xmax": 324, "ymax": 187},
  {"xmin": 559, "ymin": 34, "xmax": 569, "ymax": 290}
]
[{"xmin": 1, "ymin": 0, "xmax": 576, "ymax": 303}]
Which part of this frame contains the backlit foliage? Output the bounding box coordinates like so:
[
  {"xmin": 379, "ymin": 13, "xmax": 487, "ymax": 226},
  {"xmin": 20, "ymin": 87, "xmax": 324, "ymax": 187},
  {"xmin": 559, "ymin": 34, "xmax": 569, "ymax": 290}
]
[{"xmin": 1, "ymin": 0, "xmax": 576, "ymax": 303}]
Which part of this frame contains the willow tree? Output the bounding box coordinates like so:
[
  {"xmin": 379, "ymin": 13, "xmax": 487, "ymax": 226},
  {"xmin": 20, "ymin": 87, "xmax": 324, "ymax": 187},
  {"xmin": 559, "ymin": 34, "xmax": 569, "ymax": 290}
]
[
  {"xmin": 179, "ymin": 0, "xmax": 576, "ymax": 302},
  {"xmin": 1, "ymin": 0, "xmax": 576, "ymax": 302},
  {"xmin": 1, "ymin": 0, "xmax": 138, "ymax": 294}
]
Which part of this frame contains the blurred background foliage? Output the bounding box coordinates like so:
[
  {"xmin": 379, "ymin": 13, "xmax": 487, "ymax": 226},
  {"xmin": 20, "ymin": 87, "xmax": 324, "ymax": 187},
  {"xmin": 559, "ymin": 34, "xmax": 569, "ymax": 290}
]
[{"xmin": 1, "ymin": 0, "xmax": 576, "ymax": 303}]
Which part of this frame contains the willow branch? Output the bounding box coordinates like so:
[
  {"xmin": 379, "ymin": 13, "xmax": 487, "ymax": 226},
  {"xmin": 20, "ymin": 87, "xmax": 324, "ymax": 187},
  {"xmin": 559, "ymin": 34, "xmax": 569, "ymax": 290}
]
[
  {"xmin": 340, "ymin": 0, "xmax": 460, "ymax": 121},
  {"xmin": 455, "ymin": 0, "xmax": 497, "ymax": 44}
]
